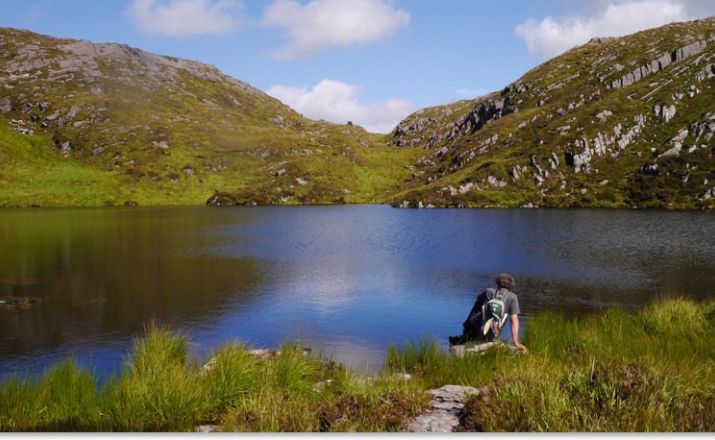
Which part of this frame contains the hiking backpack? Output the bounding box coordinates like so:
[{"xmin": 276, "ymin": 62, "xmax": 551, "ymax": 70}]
[{"xmin": 481, "ymin": 288, "xmax": 508, "ymax": 337}]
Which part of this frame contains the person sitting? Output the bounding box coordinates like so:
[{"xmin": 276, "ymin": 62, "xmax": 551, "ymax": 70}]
[{"xmin": 449, "ymin": 273, "xmax": 528, "ymax": 352}]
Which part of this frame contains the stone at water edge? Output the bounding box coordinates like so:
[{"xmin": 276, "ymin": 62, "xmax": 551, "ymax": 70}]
[{"xmin": 449, "ymin": 341, "xmax": 516, "ymax": 358}]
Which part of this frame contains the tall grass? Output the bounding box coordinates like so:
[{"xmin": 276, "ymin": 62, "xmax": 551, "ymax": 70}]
[
  {"xmin": 0, "ymin": 359, "xmax": 99, "ymax": 431},
  {"xmin": 0, "ymin": 327, "xmax": 423, "ymax": 432},
  {"xmin": 385, "ymin": 297, "xmax": 715, "ymax": 431},
  {"xmin": 1, "ymin": 297, "xmax": 713, "ymax": 431},
  {"xmin": 99, "ymin": 327, "xmax": 210, "ymax": 431}
]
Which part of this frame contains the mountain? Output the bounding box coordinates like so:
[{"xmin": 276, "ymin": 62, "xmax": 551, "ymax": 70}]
[
  {"xmin": 0, "ymin": 27, "xmax": 419, "ymax": 207},
  {"xmin": 1, "ymin": 19, "xmax": 715, "ymax": 209},
  {"xmin": 388, "ymin": 17, "xmax": 715, "ymax": 209}
]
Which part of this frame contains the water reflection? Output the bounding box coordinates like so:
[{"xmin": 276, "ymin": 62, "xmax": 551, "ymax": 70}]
[
  {"xmin": 0, "ymin": 208, "xmax": 264, "ymax": 364},
  {"xmin": 1, "ymin": 206, "xmax": 714, "ymax": 378}
]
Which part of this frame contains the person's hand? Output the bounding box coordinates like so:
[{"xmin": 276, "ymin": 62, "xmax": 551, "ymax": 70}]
[{"xmin": 514, "ymin": 342, "xmax": 528, "ymax": 353}]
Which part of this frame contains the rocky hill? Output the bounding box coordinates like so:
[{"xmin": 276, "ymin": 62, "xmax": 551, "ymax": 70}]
[
  {"xmin": 0, "ymin": 28, "xmax": 418, "ymax": 207},
  {"xmin": 389, "ymin": 18, "xmax": 715, "ymax": 209},
  {"xmin": 1, "ymin": 19, "xmax": 715, "ymax": 209}
]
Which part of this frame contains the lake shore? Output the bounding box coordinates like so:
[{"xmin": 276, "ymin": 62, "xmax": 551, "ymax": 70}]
[{"xmin": 1, "ymin": 296, "xmax": 713, "ymax": 432}]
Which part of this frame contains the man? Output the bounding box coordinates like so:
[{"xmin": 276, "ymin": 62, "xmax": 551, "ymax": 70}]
[{"xmin": 450, "ymin": 273, "xmax": 528, "ymax": 352}]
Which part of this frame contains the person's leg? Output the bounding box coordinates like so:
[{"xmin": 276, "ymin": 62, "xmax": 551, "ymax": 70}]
[{"xmin": 448, "ymin": 335, "xmax": 464, "ymax": 345}]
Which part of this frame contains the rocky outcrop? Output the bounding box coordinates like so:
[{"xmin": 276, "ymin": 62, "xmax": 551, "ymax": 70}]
[
  {"xmin": 564, "ymin": 114, "xmax": 647, "ymax": 173},
  {"xmin": 2, "ymin": 35, "xmax": 262, "ymax": 96},
  {"xmin": 206, "ymin": 192, "xmax": 239, "ymax": 207},
  {"xmin": 392, "ymin": 115, "xmax": 436, "ymax": 147},
  {"xmin": 450, "ymin": 97, "xmax": 514, "ymax": 141},
  {"xmin": 607, "ymin": 38, "xmax": 712, "ymax": 90},
  {"xmin": 654, "ymin": 103, "xmax": 677, "ymax": 122}
]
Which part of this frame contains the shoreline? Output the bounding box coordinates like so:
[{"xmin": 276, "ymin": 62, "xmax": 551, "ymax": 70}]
[
  {"xmin": 1, "ymin": 297, "xmax": 713, "ymax": 432},
  {"xmin": 0, "ymin": 201, "xmax": 714, "ymax": 211}
]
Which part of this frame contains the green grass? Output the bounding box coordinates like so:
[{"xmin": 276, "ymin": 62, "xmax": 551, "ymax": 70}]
[
  {"xmin": 3, "ymin": 22, "xmax": 715, "ymax": 209},
  {"xmin": 388, "ymin": 19, "xmax": 715, "ymax": 210},
  {"xmin": 0, "ymin": 122, "xmax": 122, "ymax": 207},
  {"xmin": 1, "ymin": 297, "xmax": 713, "ymax": 432},
  {"xmin": 387, "ymin": 297, "xmax": 715, "ymax": 431}
]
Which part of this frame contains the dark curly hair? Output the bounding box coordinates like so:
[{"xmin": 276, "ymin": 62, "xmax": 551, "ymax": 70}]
[{"xmin": 495, "ymin": 273, "xmax": 515, "ymax": 290}]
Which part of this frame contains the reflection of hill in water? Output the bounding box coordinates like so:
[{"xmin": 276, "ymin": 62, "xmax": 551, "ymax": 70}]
[
  {"xmin": 1, "ymin": 206, "xmax": 715, "ymax": 377},
  {"xmin": 0, "ymin": 208, "xmax": 265, "ymax": 357}
]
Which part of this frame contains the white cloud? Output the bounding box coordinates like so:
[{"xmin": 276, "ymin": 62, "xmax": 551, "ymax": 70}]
[
  {"xmin": 261, "ymin": 0, "xmax": 411, "ymax": 60},
  {"xmin": 515, "ymin": 1, "xmax": 689, "ymax": 58},
  {"xmin": 128, "ymin": 0, "xmax": 242, "ymax": 36},
  {"xmin": 266, "ymin": 79, "xmax": 416, "ymax": 133}
]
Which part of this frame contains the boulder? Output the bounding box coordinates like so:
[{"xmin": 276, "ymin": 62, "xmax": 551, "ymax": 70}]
[
  {"xmin": 595, "ymin": 110, "xmax": 613, "ymax": 122},
  {"xmin": 0, "ymin": 97, "xmax": 11, "ymax": 114},
  {"xmin": 152, "ymin": 140, "xmax": 170, "ymax": 149}
]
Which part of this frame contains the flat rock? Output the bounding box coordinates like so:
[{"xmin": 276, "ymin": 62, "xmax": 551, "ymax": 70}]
[
  {"xmin": 405, "ymin": 385, "xmax": 479, "ymax": 432},
  {"xmin": 450, "ymin": 341, "xmax": 515, "ymax": 358},
  {"xmin": 194, "ymin": 424, "xmax": 218, "ymax": 432}
]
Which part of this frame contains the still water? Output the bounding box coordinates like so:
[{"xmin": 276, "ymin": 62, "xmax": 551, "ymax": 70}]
[{"xmin": 1, "ymin": 205, "xmax": 714, "ymax": 379}]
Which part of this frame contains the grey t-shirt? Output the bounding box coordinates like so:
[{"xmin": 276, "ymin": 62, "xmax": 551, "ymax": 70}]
[{"xmin": 483, "ymin": 288, "xmax": 520, "ymax": 316}]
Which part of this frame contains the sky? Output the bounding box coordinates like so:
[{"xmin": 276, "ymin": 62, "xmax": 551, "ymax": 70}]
[{"xmin": 2, "ymin": 0, "xmax": 715, "ymax": 133}]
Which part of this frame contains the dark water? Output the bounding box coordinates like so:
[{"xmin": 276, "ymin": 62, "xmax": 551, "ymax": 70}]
[{"xmin": 1, "ymin": 205, "xmax": 714, "ymax": 379}]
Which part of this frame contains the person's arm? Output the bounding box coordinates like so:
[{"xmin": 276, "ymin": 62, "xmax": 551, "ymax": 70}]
[{"xmin": 510, "ymin": 314, "xmax": 528, "ymax": 352}]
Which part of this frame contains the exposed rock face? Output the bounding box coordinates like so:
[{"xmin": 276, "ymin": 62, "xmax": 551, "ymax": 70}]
[
  {"xmin": 450, "ymin": 96, "xmax": 514, "ymax": 141},
  {"xmin": 392, "ymin": 115, "xmax": 436, "ymax": 147},
  {"xmin": 607, "ymin": 38, "xmax": 712, "ymax": 90},
  {"xmin": 3, "ymin": 35, "xmax": 262, "ymax": 95}
]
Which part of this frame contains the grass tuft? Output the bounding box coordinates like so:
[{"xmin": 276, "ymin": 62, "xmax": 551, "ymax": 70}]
[{"xmin": 1, "ymin": 297, "xmax": 714, "ymax": 432}]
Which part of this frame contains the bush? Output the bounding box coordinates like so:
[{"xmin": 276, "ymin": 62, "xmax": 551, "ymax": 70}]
[{"xmin": 641, "ymin": 297, "xmax": 705, "ymax": 336}]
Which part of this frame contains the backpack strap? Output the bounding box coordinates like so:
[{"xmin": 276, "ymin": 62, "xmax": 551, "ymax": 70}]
[{"xmin": 489, "ymin": 287, "xmax": 503, "ymax": 300}]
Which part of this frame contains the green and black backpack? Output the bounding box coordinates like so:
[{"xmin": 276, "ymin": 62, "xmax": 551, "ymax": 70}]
[{"xmin": 481, "ymin": 288, "xmax": 508, "ymax": 337}]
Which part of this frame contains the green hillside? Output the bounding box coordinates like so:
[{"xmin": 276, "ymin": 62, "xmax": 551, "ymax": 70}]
[
  {"xmin": 1, "ymin": 19, "xmax": 714, "ymax": 209},
  {"xmin": 388, "ymin": 18, "xmax": 715, "ymax": 209},
  {"xmin": 0, "ymin": 28, "xmax": 419, "ymax": 207}
]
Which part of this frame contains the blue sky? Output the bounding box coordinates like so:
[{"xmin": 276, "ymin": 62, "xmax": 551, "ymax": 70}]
[{"xmin": 2, "ymin": 0, "xmax": 715, "ymax": 132}]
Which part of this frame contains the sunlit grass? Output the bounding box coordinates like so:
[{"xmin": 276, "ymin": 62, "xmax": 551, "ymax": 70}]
[
  {"xmin": 0, "ymin": 297, "xmax": 713, "ymax": 431},
  {"xmin": 385, "ymin": 297, "xmax": 715, "ymax": 431}
]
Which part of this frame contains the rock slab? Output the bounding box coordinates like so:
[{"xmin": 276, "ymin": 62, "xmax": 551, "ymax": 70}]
[{"xmin": 405, "ymin": 385, "xmax": 479, "ymax": 432}]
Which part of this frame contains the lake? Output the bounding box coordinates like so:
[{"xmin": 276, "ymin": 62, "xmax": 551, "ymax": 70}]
[{"xmin": 1, "ymin": 205, "xmax": 714, "ymax": 379}]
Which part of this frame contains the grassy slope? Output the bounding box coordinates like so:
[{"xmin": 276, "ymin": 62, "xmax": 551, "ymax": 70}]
[
  {"xmin": 389, "ymin": 19, "xmax": 715, "ymax": 209},
  {"xmin": 2, "ymin": 21, "xmax": 715, "ymax": 208},
  {"xmin": 0, "ymin": 27, "xmax": 422, "ymax": 207},
  {"xmin": 0, "ymin": 120, "xmax": 120, "ymax": 207},
  {"xmin": 1, "ymin": 297, "xmax": 713, "ymax": 432}
]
